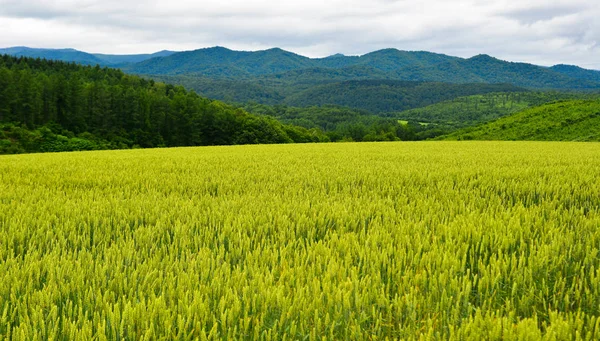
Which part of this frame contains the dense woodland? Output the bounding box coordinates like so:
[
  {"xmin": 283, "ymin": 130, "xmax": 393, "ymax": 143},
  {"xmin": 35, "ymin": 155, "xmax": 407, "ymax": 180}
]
[
  {"xmin": 241, "ymin": 104, "xmax": 442, "ymax": 141},
  {"xmin": 282, "ymin": 81, "xmax": 524, "ymax": 113},
  {"xmin": 0, "ymin": 55, "xmax": 331, "ymax": 154},
  {"xmin": 148, "ymin": 75, "xmax": 525, "ymax": 112}
]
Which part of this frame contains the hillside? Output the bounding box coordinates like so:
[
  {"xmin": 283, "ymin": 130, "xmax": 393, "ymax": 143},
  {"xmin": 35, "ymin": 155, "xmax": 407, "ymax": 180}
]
[
  {"xmin": 149, "ymin": 74, "xmax": 526, "ymax": 112},
  {"xmin": 394, "ymin": 91, "xmax": 589, "ymax": 126},
  {"xmin": 443, "ymin": 100, "xmax": 600, "ymax": 141},
  {"xmin": 0, "ymin": 55, "xmax": 328, "ymax": 154},
  {"xmin": 283, "ymin": 81, "xmax": 524, "ymax": 113}
]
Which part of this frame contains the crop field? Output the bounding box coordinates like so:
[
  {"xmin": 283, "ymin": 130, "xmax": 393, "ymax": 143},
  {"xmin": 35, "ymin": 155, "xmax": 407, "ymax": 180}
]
[{"xmin": 1, "ymin": 142, "xmax": 600, "ymax": 340}]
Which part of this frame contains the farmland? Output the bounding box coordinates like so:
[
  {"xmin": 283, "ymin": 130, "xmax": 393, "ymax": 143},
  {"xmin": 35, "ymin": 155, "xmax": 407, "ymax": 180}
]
[{"xmin": 1, "ymin": 142, "xmax": 600, "ymax": 340}]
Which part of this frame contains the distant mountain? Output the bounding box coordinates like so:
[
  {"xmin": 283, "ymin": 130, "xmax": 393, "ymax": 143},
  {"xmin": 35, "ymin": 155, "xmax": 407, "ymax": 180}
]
[
  {"xmin": 443, "ymin": 100, "xmax": 600, "ymax": 141},
  {"xmin": 399, "ymin": 55, "xmax": 600, "ymax": 89},
  {"xmin": 128, "ymin": 47, "xmax": 321, "ymax": 76},
  {"xmin": 549, "ymin": 64, "xmax": 600, "ymax": 84},
  {"xmin": 313, "ymin": 49, "xmax": 459, "ymax": 70},
  {"xmin": 123, "ymin": 47, "xmax": 600, "ymax": 91},
  {"xmin": 0, "ymin": 47, "xmax": 106, "ymax": 65},
  {"xmin": 92, "ymin": 50, "xmax": 176, "ymax": 65},
  {"xmin": 124, "ymin": 46, "xmax": 458, "ymax": 77},
  {"xmin": 0, "ymin": 46, "xmax": 176, "ymax": 66}
]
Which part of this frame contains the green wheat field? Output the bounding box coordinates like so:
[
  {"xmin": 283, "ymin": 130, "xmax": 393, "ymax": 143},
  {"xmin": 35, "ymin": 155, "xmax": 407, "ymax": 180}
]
[{"xmin": 1, "ymin": 142, "xmax": 600, "ymax": 340}]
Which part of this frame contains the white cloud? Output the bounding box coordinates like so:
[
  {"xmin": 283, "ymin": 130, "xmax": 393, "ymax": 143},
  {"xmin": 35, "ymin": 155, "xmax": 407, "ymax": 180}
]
[{"xmin": 0, "ymin": 0, "xmax": 599, "ymax": 68}]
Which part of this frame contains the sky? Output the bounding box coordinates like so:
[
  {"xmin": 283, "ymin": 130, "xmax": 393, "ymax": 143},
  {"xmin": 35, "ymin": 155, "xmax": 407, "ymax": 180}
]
[{"xmin": 0, "ymin": 0, "xmax": 599, "ymax": 68}]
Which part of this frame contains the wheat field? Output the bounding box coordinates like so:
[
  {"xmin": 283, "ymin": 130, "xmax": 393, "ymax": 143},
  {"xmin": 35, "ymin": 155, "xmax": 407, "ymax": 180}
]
[{"xmin": 1, "ymin": 142, "xmax": 600, "ymax": 340}]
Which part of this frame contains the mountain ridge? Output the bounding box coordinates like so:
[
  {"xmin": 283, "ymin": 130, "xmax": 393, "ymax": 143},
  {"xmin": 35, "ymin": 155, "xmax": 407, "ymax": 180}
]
[{"xmin": 0, "ymin": 46, "xmax": 177, "ymax": 66}]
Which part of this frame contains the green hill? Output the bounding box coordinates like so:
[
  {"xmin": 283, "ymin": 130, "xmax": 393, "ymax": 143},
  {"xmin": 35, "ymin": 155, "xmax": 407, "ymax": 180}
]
[
  {"xmin": 442, "ymin": 100, "xmax": 600, "ymax": 141},
  {"xmin": 394, "ymin": 92, "xmax": 588, "ymax": 126}
]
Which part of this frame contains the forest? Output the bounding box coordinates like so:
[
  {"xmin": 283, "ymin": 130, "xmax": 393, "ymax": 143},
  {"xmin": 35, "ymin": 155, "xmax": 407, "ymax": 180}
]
[{"xmin": 0, "ymin": 55, "xmax": 331, "ymax": 154}]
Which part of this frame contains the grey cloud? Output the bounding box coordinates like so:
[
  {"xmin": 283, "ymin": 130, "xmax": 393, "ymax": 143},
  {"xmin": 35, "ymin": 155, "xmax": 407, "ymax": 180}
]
[
  {"xmin": 500, "ymin": 4, "xmax": 589, "ymax": 25},
  {"xmin": 0, "ymin": 0, "xmax": 598, "ymax": 68}
]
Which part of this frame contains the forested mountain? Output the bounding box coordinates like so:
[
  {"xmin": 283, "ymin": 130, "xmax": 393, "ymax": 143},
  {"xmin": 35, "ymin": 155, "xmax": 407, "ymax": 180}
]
[
  {"xmin": 124, "ymin": 46, "xmax": 457, "ymax": 76},
  {"xmin": 122, "ymin": 47, "xmax": 600, "ymax": 90},
  {"xmin": 0, "ymin": 47, "xmax": 176, "ymax": 66},
  {"xmin": 399, "ymin": 55, "xmax": 600, "ymax": 89},
  {"xmin": 549, "ymin": 64, "xmax": 600, "ymax": 84},
  {"xmin": 442, "ymin": 100, "xmax": 600, "ymax": 141},
  {"xmin": 0, "ymin": 55, "xmax": 329, "ymax": 154},
  {"xmin": 315, "ymin": 49, "xmax": 460, "ymax": 70},
  {"xmin": 4, "ymin": 46, "xmax": 600, "ymax": 115},
  {"xmin": 122, "ymin": 47, "xmax": 600, "ymax": 112}
]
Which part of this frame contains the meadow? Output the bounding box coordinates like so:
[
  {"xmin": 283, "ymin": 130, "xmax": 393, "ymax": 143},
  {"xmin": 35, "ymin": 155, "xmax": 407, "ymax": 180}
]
[{"xmin": 1, "ymin": 142, "xmax": 600, "ymax": 340}]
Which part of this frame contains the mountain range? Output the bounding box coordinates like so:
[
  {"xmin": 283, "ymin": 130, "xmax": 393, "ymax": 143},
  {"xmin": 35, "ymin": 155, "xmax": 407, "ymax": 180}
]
[
  {"xmin": 3, "ymin": 46, "xmax": 599, "ymax": 87},
  {"xmin": 2, "ymin": 46, "xmax": 600, "ymax": 113}
]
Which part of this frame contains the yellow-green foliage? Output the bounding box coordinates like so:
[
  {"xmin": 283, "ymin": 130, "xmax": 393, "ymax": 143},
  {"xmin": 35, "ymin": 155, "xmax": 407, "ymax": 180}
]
[{"xmin": 1, "ymin": 142, "xmax": 600, "ymax": 340}]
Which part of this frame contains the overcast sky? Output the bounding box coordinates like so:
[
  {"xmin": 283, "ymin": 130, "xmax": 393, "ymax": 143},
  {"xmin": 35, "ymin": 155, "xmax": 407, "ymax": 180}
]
[{"xmin": 1, "ymin": 0, "xmax": 599, "ymax": 68}]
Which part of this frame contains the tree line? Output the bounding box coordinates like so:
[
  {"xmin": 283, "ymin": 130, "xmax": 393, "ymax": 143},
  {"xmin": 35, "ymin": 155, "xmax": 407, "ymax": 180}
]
[{"xmin": 0, "ymin": 55, "xmax": 327, "ymax": 154}]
